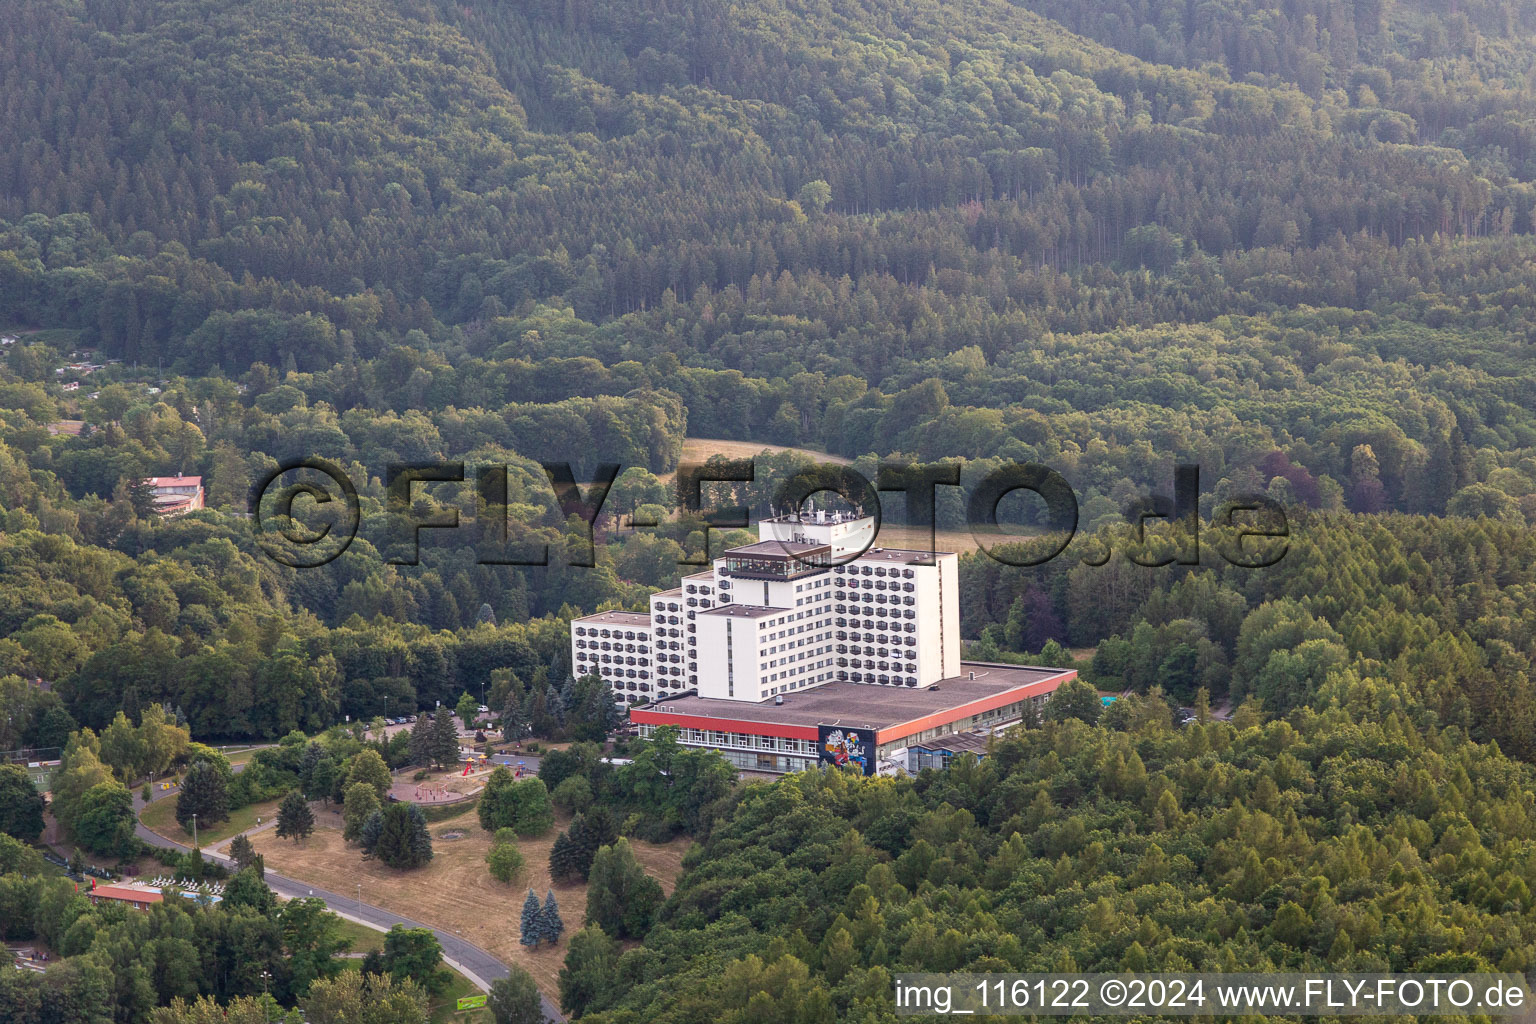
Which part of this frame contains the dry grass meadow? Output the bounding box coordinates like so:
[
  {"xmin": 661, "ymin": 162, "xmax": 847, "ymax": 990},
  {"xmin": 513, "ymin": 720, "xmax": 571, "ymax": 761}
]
[
  {"xmin": 676, "ymin": 436, "xmax": 851, "ymax": 471},
  {"xmin": 249, "ymin": 807, "xmax": 689, "ymax": 999}
]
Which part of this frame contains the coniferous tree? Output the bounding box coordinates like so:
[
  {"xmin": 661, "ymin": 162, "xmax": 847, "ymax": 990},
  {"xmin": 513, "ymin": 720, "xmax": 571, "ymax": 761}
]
[
  {"xmin": 551, "ymin": 807, "xmax": 618, "ymax": 882},
  {"xmin": 299, "ymin": 741, "xmax": 326, "ymax": 791},
  {"xmin": 276, "ymin": 790, "xmax": 315, "ymax": 842},
  {"xmin": 176, "ymin": 759, "xmax": 229, "ymax": 831},
  {"xmin": 409, "ymin": 805, "xmax": 434, "ymax": 865},
  {"xmin": 564, "ymin": 674, "xmax": 617, "ymax": 742},
  {"xmin": 409, "ymin": 714, "xmax": 433, "ymax": 767},
  {"xmin": 118, "ymin": 476, "xmax": 159, "ymax": 519},
  {"xmin": 311, "ymin": 757, "xmax": 342, "ymax": 805},
  {"xmin": 540, "ymin": 889, "xmax": 563, "ymax": 944},
  {"xmin": 548, "ymin": 829, "xmax": 581, "ymax": 882},
  {"xmin": 229, "ymin": 833, "xmax": 257, "ymax": 873},
  {"xmin": 520, "ymin": 887, "xmax": 542, "ymax": 947},
  {"xmin": 359, "ymin": 809, "xmax": 384, "ymax": 854},
  {"xmin": 370, "ymin": 803, "xmax": 432, "ymax": 868},
  {"xmin": 430, "ymin": 708, "xmax": 460, "ymax": 768},
  {"xmin": 500, "ymin": 689, "xmax": 527, "ymax": 744}
]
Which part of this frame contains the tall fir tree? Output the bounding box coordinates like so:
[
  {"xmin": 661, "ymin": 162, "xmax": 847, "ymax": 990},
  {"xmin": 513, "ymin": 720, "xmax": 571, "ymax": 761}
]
[
  {"xmin": 548, "ymin": 829, "xmax": 581, "ymax": 881},
  {"xmin": 430, "ymin": 708, "xmax": 460, "ymax": 767},
  {"xmin": 409, "ymin": 713, "xmax": 433, "ymax": 767},
  {"xmin": 554, "ymin": 807, "xmax": 618, "ymax": 881},
  {"xmin": 520, "ymin": 887, "xmax": 542, "ymax": 947},
  {"xmin": 540, "ymin": 889, "xmax": 564, "ymax": 944},
  {"xmin": 370, "ymin": 802, "xmax": 432, "ymax": 868},
  {"xmin": 409, "ymin": 805, "xmax": 434, "ymax": 864},
  {"xmin": 501, "ymin": 687, "xmax": 527, "ymax": 744},
  {"xmin": 359, "ymin": 809, "xmax": 385, "ymax": 854}
]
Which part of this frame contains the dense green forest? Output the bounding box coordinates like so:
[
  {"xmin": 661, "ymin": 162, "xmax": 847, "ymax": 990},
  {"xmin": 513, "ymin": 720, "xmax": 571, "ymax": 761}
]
[
  {"xmin": 572, "ymin": 711, "xmax": 1536, "ymax": 1023},
  {"xmin": 7, "ymin": 0, "xmax": 1536, "ymax": 1020}
]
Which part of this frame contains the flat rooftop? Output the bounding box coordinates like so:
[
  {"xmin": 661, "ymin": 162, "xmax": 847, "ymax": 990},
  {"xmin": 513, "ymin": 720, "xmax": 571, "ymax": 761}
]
[
  {"xmin": 839, "ymin": 547, "xmax": 956, "ymax": 565},
  {"xmin": 723, "ymin": 540, "xmax": 831, "ymax": 559},
  {"xmin": 699, "ymin": 603, "xmax": 781, "ymax": 619},
  {"xmin": 636, "ymin": 662, "xmax": 1070, "ymax": 734},
  {"xmin": 572, "ymin": 610, "xmax": 651, "ymax": 627},
  {"xmin": 762, "ymin": 511, "xmax": 870, "ymax": 526},
  {"xmin": 911, "ymin": 729, "xmax": 992, "ymax": 754}
]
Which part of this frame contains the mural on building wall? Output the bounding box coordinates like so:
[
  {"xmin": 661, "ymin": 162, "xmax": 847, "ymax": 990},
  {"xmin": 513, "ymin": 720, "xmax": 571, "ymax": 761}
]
[{"xmin": 819, "ymin": 725, "xmax": 875, "ymax": 775}]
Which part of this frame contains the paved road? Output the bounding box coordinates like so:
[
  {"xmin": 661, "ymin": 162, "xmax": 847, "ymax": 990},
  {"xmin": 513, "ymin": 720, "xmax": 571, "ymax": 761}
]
[{"xmin": 132, "ymin": 765, "xmax": 563, "ymax": 1021}]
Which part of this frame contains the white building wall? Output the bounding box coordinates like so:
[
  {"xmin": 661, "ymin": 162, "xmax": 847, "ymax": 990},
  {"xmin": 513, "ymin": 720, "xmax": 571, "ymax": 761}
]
[
  {"xmin": 649, "ymin": 589, "xmax": 693, "ymax": 699},
  {"xmin": 908, "ymin": 554, "xmax": 960, "ymax": 682},
  {"xmin": 695, "ymin": 613, "xmax": 763, "ymax": 700},
  {"xmin": 830, "ymin": 550, "xmax": 959, "ymax": 690},
  {"xmin": 571, "ymin": 514, "xmax": 962, "ymax": 706},
  {"xmin": 570, "ymin": 615, "xmax": 655, "ymax": 703}
]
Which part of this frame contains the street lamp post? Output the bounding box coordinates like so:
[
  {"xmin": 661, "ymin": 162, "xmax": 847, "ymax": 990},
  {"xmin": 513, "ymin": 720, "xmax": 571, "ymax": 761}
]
[{"xmin": 191, "ymin": 812, "xmax": 198, "ymax": 848}]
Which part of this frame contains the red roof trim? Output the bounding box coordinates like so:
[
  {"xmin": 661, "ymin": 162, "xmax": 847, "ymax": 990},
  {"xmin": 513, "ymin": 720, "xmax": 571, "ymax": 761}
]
[
  {"xmin": 875, "ymin": 670, "xmax": 1074, "ymax": 744},
  {"xmin": 629, "ymin": 708, "xmax": 819, "ymax": 740},
  {"xmin": 631, "ymin": 669, "xmax": 1075, "ymax": 746}
]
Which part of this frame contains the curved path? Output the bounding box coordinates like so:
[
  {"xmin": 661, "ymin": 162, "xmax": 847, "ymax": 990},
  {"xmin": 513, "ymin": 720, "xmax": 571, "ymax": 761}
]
[{"xmin": 133, "ymin": 769, "xmax": 563, "ymax": 1022}]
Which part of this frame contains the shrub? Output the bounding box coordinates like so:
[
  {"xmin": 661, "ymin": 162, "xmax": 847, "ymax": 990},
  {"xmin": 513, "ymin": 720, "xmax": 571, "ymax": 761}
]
[{"xmin": 486, "ymin": 840, "xmax": 525, "ymax": 884}]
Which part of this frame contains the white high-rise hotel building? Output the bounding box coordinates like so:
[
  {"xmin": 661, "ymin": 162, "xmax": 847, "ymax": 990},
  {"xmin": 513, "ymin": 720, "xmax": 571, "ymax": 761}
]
[{"xmin": 570, "ymin": 507, "xmax": 960, "ymax": 705}]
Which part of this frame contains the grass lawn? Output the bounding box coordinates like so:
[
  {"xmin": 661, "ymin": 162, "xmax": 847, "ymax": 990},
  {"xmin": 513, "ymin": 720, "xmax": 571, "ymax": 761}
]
[
  {"xmin": 330, "ymin": 916, "xmax": 386, "ymax": 955},
  {"xmin": 139, "ymin": 795, "xmax": 281, "ymax": 847},
  {"xmin": 428, "ymin": 967, "xmax": 491, "ymax": 1024},
  {"xmin": 220, "ymin": 747, "xmax": 262, "ymax": 766},
  {"xmin": 251, "ymin": 806, "xmax": 689, "ymax": 1002}
]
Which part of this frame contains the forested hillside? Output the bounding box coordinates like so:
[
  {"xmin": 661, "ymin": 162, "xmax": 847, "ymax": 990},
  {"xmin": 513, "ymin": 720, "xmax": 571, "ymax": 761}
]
[
  {"xmin": 7, "ymin": 0, "xmax": 1536, "ymax": 1020},
  {"xmin": 574, "ymin": 714, "xmax": 1536, "ymax": 1023}
]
